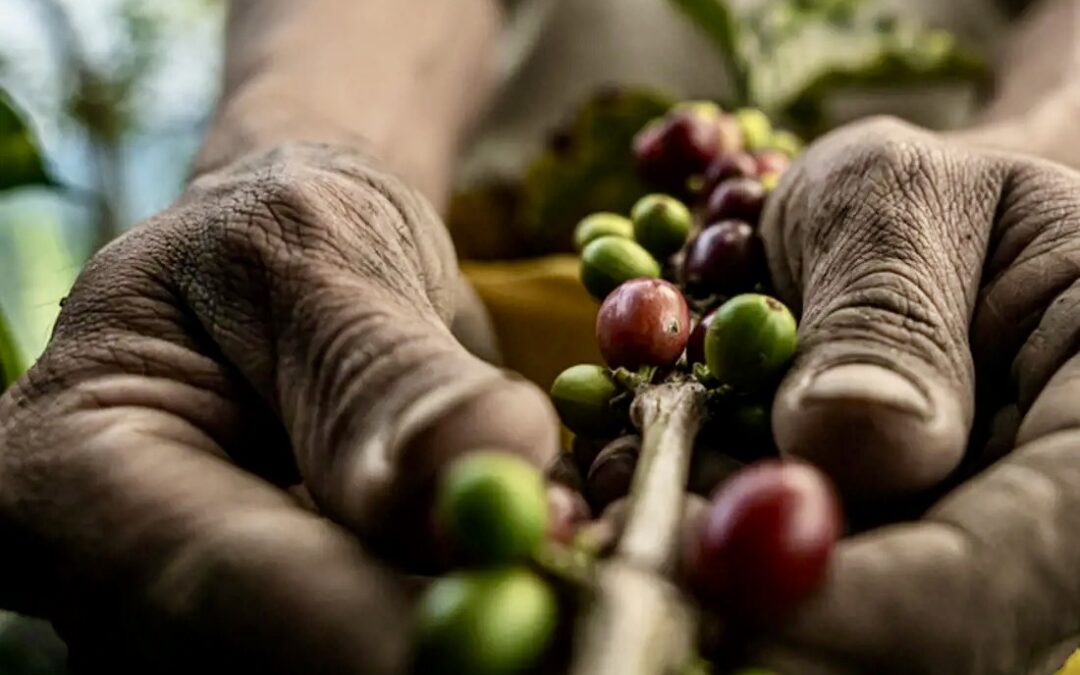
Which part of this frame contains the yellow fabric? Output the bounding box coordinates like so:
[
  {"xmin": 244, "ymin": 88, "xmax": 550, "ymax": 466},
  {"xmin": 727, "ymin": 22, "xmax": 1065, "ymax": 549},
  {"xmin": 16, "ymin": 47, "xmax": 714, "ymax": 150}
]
[
  {"xmin": 1056, "ymin": 650, "xmax": 1080, "ymax": 675},
  {"xmin": 461, "ymin": 254, "xmax": 602, "ymax": 391}
]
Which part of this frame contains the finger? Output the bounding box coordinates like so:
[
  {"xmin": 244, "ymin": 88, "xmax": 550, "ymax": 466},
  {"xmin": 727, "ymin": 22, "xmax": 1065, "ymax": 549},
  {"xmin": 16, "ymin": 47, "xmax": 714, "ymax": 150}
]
[
  {"xmin": 0, "ymin": 382, "xmax": 410, "ymax": 675},
  {"xmin": 761, "ymin": 118, "xmax": 999, "ymax": 497},
  {"xmin": 972, "ymin": 158, "xmax": 1080, "ymax": 413},
  {"xmin": 173, "ymin": 146, "xmax": 560, "ymax": 560},
  {"xmin": 748, "ymin": 420, "xmax": 1080, "ymax": 675}
]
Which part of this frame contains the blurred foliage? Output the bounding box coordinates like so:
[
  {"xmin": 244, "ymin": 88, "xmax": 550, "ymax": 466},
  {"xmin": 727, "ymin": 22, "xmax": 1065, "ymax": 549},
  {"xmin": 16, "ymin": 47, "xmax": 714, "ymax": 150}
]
[
  {"xmin": 520, "ymin": 88, "xmax": 675, "ymax": 254},
  {"xmin": 0, "ymin": 89, "xmax": 53, "ymax": 390},
  {"xmin": 450, "ymin": 88, "xmax": 673, "ymax": 258},
  {"xmin": 448, "ymin": 0, "xmax": 990, "ymax": 258},
  {"xmin": 0, "ymin": 92, "xmax": 56, "ymax": 192},
  {"xmin": 669, "ymin": 0, "xmax": 989, "ymax": 134},
  {"xmin": 0, "ymin": 307, "xmax": 23, "ymax": 392}
]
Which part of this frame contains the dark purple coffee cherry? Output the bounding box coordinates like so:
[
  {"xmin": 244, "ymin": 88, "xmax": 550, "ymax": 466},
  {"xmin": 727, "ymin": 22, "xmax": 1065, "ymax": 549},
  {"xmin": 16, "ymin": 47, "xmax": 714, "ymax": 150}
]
[
  {"xmin": 681, "ymin": 221, "xmax": 763, "ymax": 298},
  {"xmin": 705, "ymin": 177, "xmax": 766, "ymax": 226},
  {"xmin": 686, "ymin": 310, "xmax": 716, "ymax": 365},
  {"xmin": 702, "ymin": 152, "xmax": 758, "ymax": 196}
]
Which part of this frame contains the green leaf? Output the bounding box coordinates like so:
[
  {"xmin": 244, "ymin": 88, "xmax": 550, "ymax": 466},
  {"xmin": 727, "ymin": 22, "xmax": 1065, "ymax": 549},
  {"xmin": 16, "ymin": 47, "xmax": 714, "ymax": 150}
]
[
  {"xmin": 0, "ymin": 306, "xmax": 25, "ymax": 392},
  {"xmin": 666, "ymin": 0, "xmax": 748, "ymax": 104},
  {"xmin": 668, "ymin": 0, "xmax": 990, "ymax": 136},
  {"xmin": 519, "ymin": 87, "xmax": 675, "ymax": 253},
  {"xmin": 0, "ymin": 91, "xmax": 56, "ymax": 193}
]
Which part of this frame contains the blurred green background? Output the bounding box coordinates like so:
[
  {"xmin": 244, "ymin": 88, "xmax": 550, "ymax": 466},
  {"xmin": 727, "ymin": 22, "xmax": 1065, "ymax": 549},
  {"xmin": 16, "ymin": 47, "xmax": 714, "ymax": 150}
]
[{"xmin": 0, "ymin": 0, "xmax": 224, "ymax": 367}]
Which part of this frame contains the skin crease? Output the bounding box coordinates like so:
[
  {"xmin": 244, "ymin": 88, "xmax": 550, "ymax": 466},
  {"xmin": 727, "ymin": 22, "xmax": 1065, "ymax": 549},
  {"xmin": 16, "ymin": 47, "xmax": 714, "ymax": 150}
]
[{"xmin": 0, "ymin": 1, "xmax": 1079, "ymax": 675}]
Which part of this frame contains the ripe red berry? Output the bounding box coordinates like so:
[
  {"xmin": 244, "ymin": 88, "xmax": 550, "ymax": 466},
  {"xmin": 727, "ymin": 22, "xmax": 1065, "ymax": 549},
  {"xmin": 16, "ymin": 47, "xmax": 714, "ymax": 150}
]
[
  {"xmin": 693, "ymin": 460, "xmax": 841, "ymax": 621},
  {"xmin": 686, "ymin": 310, "xmax": 716, "ymax": 365},
  {"xmin": 681, "ymin": 220, "xmax": 763, "ymax": 298},
  {"xmin": 596, "ymin": 278, "xmax": 690, "ymax": 369},
  {"xmin": 702, "ymin": 152, "xmax": 758, "ymax": 195},
  {"xmin": 633, "ymin": 107, "xmax": 738, "ymax": 191},
  {"xmin": 705, "ymin": 177, "xmax": 766, "ymax": 226}
]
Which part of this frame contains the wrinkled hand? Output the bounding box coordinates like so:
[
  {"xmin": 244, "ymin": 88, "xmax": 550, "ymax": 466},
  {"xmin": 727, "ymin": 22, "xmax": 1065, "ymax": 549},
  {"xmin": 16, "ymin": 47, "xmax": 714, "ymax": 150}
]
[
  {"xmin": 0, "ymin": 143, "xmax": 559, "ymax": 674},
  {"xmin": 747, "ymin": 117, "xmax": 1080, "ymax": 675}
]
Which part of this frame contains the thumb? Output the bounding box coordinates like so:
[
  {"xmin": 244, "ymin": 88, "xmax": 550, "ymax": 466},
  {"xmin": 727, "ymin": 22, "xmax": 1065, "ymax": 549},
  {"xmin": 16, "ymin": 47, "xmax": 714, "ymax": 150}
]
[{"xmin": 760, "ymin": 118, "xmax": 997, "ymax": 498}]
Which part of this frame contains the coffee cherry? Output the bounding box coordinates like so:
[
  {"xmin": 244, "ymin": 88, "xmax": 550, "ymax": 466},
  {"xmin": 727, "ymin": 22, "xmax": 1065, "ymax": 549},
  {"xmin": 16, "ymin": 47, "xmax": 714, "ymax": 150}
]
[
  {"xmin": 596, "ymin": 278, "xmax": 690, "ymax": 369},
  {"xmin": 704, "ymin": 294, "xmax": 797, "ymax": 390},
  {"xmin": 573, "ymin": 212, "xmax": 634, "ymax": 252},
  {"xmin": 753, "ymin": 149, "xmax": 791, "ymax": 177},
  {"xmin": 769, "ymin": 129, "xmax": 803, "ymax": 157},
  {"xmin": 436, "ymin": 452, "xmax": 548, "ymax": 564},
  {"xmin": 681, "ymin": 221, "xmax": 762, "ymax": 298},
  {"xmin": 413, "ymin": 568, "xmax": 558, "ymax": 675},
  {"xmin": 630, "ymin": 193, "xmax": 692, "ymax": 259},
  {"xmin": 633, "ymin": 106, "xmax": 742, "ymax": 191},
  {"xmin": 735, "ymin": 108, "xmax": 773, "ymax": 151},
  {"xmin": 705, "ymin": 177, "xmax": 766, "ymax": 226},
  {"xmin": 550, "ymin": 364, "xmax": 622, "ymax": 439},
  {"xmin": 587, "ymin": 435, "xmax": 640, "ymax": 512},
  {"xmin": 693, "ymin": 460, "xmax": 841, "ymax": 620},
  {"xmin": 580, "ymin": 236, "xmax": 661, "ymax": 301},
  {"xmin": 686, "ymin": 310, "xmax": 715, "ymax": 365},
  {"xmin": 702, "ymin": 152, "xmax": 758, "ymax": 195}
]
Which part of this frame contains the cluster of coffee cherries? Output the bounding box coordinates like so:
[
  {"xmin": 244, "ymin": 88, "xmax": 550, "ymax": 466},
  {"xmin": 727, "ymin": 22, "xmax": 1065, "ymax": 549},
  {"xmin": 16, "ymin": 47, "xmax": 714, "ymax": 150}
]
[
  {"xmin": 551, "ymin": 103, "xmax": 843, "ymax": 624},
  {"xmin": 412, "ymin": 452, "xmax": 564, "ymax": 675}
]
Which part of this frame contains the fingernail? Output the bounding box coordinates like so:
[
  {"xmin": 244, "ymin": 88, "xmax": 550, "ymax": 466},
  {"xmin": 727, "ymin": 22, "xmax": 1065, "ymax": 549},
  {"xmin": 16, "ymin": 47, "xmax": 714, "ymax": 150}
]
[{"xmin": 799, "ymin": 363, "xmax": 930, "ymax": 418}]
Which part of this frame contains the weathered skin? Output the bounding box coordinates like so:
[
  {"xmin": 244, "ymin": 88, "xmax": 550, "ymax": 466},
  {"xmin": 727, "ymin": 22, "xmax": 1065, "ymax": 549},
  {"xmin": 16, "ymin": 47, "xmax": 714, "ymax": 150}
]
[
  {"xmin": 3, "ymin": 0, "xmax": 1080, "ymax": 674},
  {"xmin": 752, "ymin": 117, "xmax": 1080, "ymax": 675}
]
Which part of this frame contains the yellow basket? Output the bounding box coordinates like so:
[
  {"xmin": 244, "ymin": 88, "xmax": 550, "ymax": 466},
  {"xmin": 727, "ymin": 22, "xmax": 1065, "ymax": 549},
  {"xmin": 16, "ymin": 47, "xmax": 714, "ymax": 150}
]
[{"xmin": 461, "ymin": 254, "xmax": 602, "ymax": 392}]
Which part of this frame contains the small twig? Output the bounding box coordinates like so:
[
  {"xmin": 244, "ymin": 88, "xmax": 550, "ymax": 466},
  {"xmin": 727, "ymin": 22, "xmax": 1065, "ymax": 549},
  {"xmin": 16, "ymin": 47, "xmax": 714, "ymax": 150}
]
[{"xmin": 568, "ymin": 378, "xmax": 706, "ymax": 675}]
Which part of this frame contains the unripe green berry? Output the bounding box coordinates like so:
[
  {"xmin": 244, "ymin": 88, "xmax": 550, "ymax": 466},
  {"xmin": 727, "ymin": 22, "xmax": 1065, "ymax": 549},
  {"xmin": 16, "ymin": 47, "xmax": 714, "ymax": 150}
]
[
  {"xmin": 573, "ymin": 212, "xmax": 634, "ymax": 252},
  {"xmin": 735, "ymin": 108, "xmax": 773, "ymax": 151},
  {"xmin": 630, "ymin": 194, "xmax": 692, "ymax": 259},
  {"xmin": 413, "ymin": 568, "xmax": 558, "ymax": 675},
  {"xmin": 550, "ymin": 364, "xmax": 622, "ymax": 438},
  {"xmin": 580, "ymin": 235, "xmax": 661, "ymax": 300},
  {"xmin": 769, "ymin": 129, "xmax": 803, "ymax": 157},
  {"xmin": 436, "ymin": 452, "xmax": 548, "ymax": 564},
  {"xmin": 705, "ymin": 294, "xmax": 797, "ymax": 390}
]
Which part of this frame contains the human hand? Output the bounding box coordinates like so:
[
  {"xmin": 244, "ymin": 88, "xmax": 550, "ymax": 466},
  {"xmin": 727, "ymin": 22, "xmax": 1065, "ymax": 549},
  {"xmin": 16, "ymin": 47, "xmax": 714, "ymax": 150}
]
[
  {"xmin": 740, "ymin": 117, "xmax": 1080, "ymax": 674},
  {"xmin": 0, "ymin": 142, "xmax": 559, "ymax": 674}
]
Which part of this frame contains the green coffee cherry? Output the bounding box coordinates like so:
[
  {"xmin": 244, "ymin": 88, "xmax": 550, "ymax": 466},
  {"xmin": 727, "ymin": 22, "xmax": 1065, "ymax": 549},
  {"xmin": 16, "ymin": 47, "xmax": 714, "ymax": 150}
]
[
  {"xmin": 769, "ymin": 129, "xmax": 803, "ymax": 157},
  {"xmin": 705, "ymin": 294, "xmax": 797, "ymax": 390},
  {"xmin": 630, "ymin": 194, "xmax": 692, "ymax": 259},
  {"xmin": 413, "ymin": 568, "xmax": 558, "ymax": 675},
  {"xmin": 573, "ymin": 212, "xmax": 634, "ymax": 252},
  {"xmin": 735, "ymin": 108, "xmax": 773, "ymax": 151},
  {"xmin": 436, "ymin": 452, "xmax": 548, "ymax": 564},
  {"xmin": 580, "ymin": 235, "xmax": 661, "ymax": 300},
  {"xmin": 550, "ymin": 364, "xmax": 622, "ymax": 438},
  {"xmin": 671, "ymin": 100, "xmax": 723, "ymax": 118}
]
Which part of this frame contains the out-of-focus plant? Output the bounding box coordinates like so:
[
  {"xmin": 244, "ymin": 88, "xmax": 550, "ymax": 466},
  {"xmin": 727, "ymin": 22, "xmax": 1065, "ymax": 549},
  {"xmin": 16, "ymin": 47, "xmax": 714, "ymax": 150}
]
[
  {"xmin": 0, "ymin": 91, "xmax": 53, "ymax": 390},
  {"xmin": 448, "ymin": 0, "xmax": 990, "ymax": 259},
  {"xmin": 669, "ymin": 0, "xmax": 990, "ymax": 136},
  {"xmin": 37, "ymin": 0, "xmax": 168, "ymax": 251}
]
